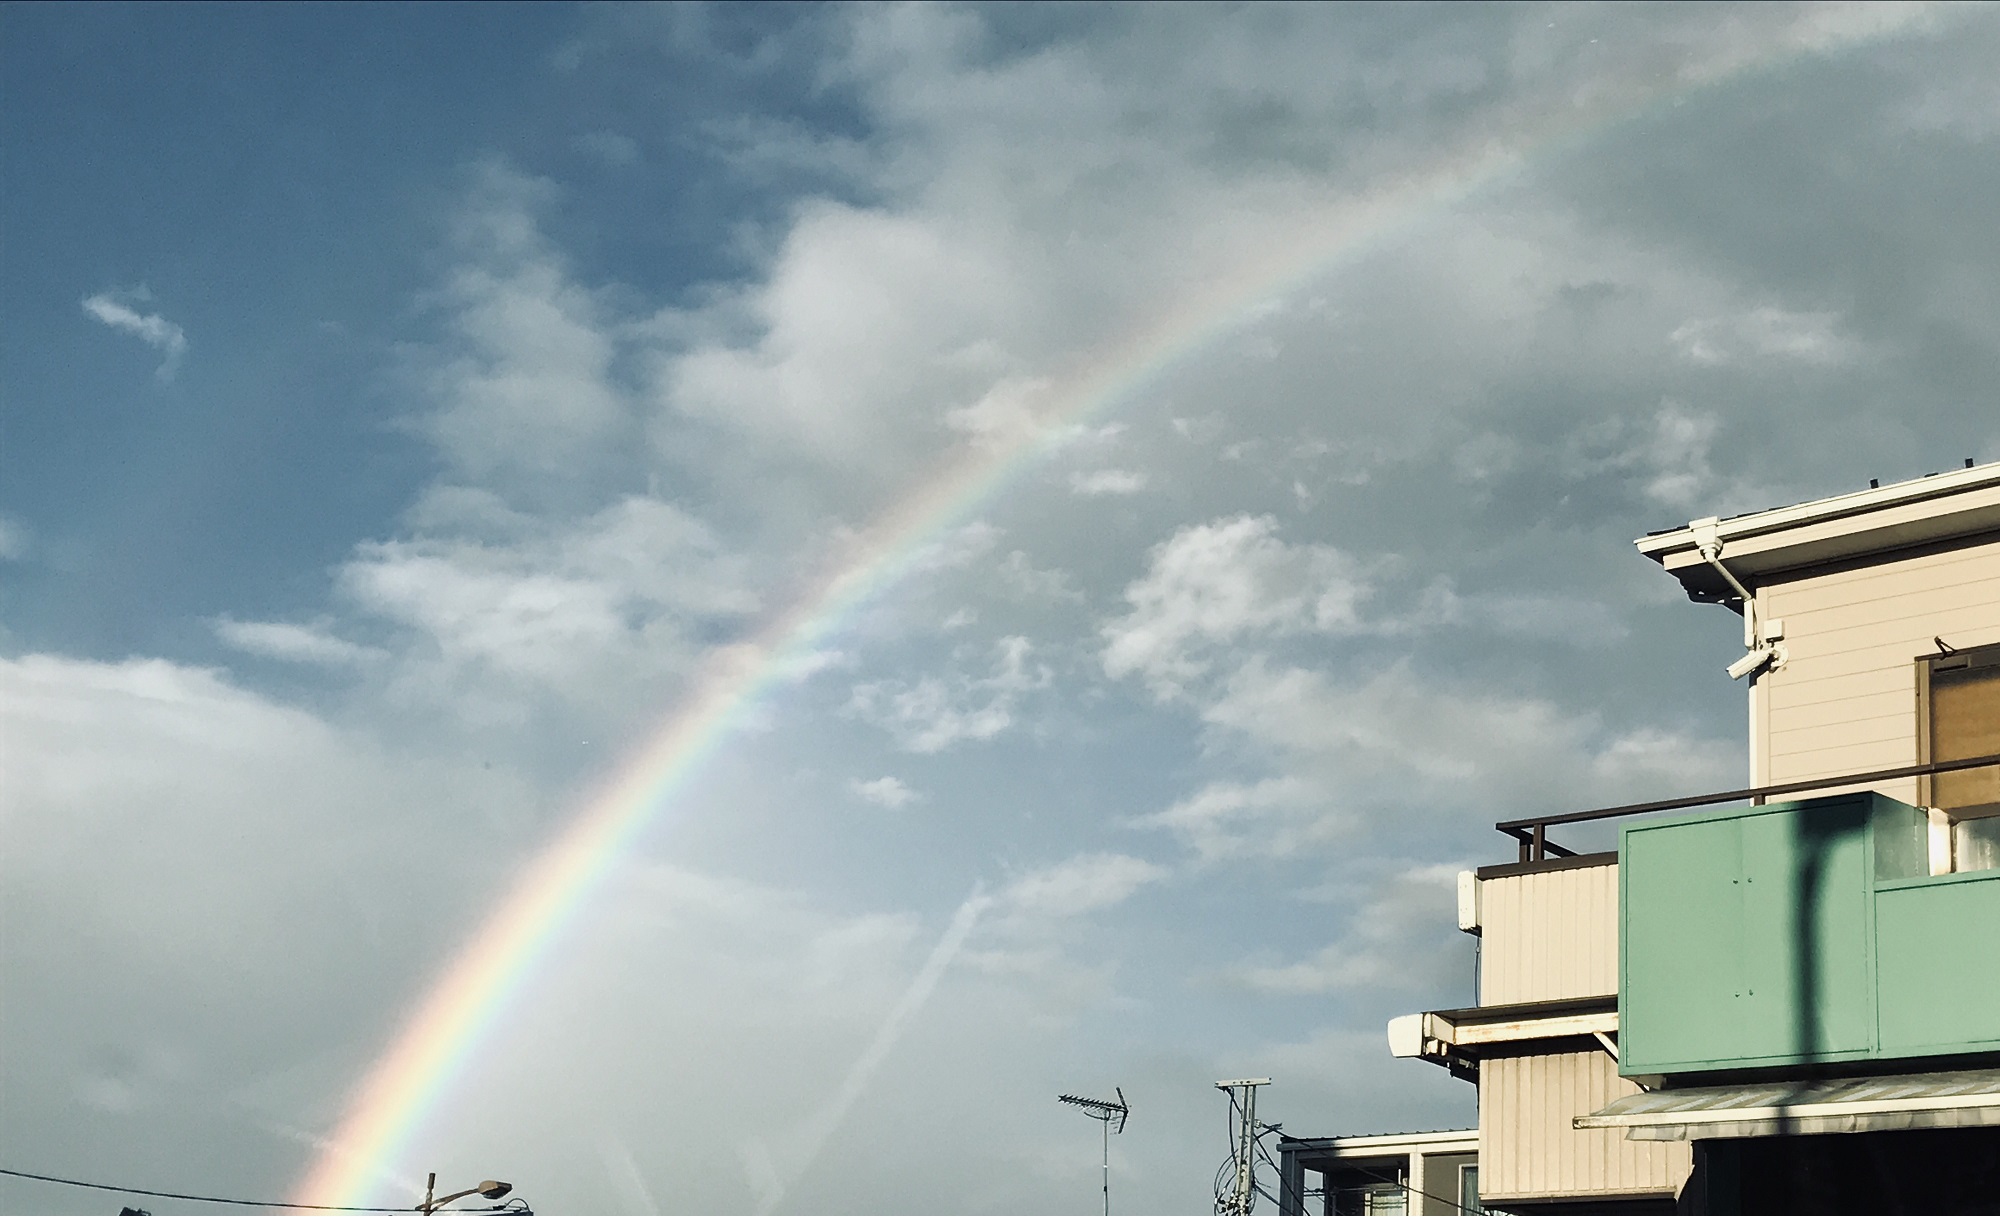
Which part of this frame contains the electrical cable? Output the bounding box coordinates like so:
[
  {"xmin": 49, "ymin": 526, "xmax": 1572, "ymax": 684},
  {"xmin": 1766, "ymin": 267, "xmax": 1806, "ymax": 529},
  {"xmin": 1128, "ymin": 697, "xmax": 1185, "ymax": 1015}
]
[
  {"xmin": 1212, "ymin": 1091, "xmax": 1241, "ymax": 1214},
  {"xmin": 0, "ymin": 1167, "xmax": 518, "ymax": 1214}
]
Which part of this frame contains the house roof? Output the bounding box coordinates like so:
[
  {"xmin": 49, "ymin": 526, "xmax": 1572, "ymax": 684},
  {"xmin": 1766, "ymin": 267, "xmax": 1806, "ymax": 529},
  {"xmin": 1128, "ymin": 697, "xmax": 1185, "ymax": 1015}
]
[
  {"xmin": 1274, "ymin": 1128, "xmax": 1479, "ymax": 1154},
  {"xmin": 1637, "ymin": 458, "xmax": 2000, "ymax": 602}
]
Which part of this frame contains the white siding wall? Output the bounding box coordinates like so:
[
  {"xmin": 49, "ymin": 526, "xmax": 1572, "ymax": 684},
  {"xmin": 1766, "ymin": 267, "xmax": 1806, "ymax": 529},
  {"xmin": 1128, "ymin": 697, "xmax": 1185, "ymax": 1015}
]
[
  {"xmin": 1479, "ymin": 1048, "xmax": 1692, "ymax": 1203},
  {"xmin": 1479, "ymin": 863, "xmax": 1619, "ymax": 1006},
  {"xmin": 1756, "ymin": 535, "xmax": 2000, "ymax": 801}
]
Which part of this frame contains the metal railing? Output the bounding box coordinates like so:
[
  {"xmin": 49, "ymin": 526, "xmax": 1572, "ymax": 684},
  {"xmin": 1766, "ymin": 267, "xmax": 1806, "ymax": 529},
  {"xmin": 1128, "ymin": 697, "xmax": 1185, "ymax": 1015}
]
[{"xmin": 1498, "ymin": 752, "xmax": 2000, "ymax": 863}]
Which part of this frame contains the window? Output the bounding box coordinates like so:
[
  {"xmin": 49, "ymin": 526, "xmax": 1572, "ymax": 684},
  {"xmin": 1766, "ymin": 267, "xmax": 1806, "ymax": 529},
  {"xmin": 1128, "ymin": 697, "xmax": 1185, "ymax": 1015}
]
[
  {"xmin": 1328, "ymin": 1162, "xmax": 1407, "ymax": 1216},
  {"xmin": 1459, "ymin": 1165, "xmax": 1480, "ymax": 1216},
  {"xmin": 1921, "ymin": 642, "xmax": 2000, "ymax": 871}
]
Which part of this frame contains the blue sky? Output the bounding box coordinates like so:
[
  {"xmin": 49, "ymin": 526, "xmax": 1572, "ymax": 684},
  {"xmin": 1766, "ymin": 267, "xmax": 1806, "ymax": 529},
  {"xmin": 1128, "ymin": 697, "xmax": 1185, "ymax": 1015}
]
[{"xmin": 5, "ymin": 3, "xmax": 1999, "ymax": 1214}]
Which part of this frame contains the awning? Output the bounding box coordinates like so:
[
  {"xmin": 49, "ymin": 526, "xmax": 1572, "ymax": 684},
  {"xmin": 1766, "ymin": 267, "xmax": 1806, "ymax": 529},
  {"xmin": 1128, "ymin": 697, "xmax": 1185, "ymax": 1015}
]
[{"xmin": 1575, "ymin": 1068, "xmax": 2000, "ymax": 1141}]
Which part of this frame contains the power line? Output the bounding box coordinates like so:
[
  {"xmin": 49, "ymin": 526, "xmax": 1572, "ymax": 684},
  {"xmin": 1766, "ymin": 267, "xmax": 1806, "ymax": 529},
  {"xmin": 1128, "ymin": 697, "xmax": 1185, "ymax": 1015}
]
[{"xmin": 0, "ymin": 1167, "xmax": 524, "ymax": 1214}]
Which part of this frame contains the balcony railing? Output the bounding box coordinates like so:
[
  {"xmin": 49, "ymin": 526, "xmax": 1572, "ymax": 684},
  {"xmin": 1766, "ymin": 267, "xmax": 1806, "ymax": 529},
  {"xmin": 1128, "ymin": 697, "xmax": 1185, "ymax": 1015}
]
[{"xmin": 1496, "ymin": 752, "xmax": 2000, "ymax": 863}]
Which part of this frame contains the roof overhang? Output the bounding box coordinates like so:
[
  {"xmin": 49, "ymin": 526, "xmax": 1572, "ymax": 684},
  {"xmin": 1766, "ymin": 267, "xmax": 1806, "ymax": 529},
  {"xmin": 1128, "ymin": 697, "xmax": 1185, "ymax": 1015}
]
[
  {"xmin": 1389, "ymin": 996, "xmax": 1618, "ymax": 1080},
  {"xmin": 1637, "ymin": 461, "xmax": 2000, "ymax": 602},
  {"xmin": 1576, "ymin": 1067, "xmax": 2000, "ymax": 1141}
]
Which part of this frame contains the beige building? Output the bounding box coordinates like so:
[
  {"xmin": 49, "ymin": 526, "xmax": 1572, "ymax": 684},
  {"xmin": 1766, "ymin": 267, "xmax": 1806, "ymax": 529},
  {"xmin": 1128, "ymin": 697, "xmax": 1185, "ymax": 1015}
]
[
  {"xmin": 1312, "ymin": 461, "xmax": 2000, "ymax": 1215},
  {"xmin": 1639, "ymin": 459, "xmax": 2000, "ymax": 853}
]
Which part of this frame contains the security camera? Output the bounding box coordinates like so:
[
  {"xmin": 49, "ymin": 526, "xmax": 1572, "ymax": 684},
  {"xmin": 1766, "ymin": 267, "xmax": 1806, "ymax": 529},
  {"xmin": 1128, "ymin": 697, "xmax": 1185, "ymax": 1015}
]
[{"xmin": 1726, "ymin": 646, "xmax": 1775, "ymax": 681}]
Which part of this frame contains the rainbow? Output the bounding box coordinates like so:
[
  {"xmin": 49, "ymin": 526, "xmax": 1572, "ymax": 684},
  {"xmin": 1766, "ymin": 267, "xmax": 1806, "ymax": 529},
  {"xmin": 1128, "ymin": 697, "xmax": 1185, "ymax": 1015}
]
[{"xmin": 295, "ymin": 13, "xmax": 1945, "ymax": 1207}]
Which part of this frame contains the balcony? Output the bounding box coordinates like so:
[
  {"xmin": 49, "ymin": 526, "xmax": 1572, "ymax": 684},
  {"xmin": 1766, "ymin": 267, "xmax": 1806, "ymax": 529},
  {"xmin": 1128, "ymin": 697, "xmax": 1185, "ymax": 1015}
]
[{"xmin": 1619, "ymin": 789, "xmax": 2000, "ymax": 1079}]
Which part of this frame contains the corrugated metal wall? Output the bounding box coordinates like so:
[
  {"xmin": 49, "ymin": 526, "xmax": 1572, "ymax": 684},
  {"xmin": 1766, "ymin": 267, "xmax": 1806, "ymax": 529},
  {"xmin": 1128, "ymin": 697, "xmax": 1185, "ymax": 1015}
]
[
  {"xmin": 1758, "ymin": 535, "xmax": 2000, "ymax": 801},
  {"xmin": 1478, "ymin": 1047, "xmax": 1691, "ymax": 1202},
  {"xmin": 1479, "ymin": 863, "xmax": 1618, "ymax": 1006}
]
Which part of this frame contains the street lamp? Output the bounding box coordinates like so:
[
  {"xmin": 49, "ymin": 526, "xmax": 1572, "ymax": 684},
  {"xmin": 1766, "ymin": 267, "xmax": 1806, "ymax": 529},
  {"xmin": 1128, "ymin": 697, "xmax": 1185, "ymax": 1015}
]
[{"xmin": 418, "ymin": 1173, "xmax": 514, "ymax": 1214}]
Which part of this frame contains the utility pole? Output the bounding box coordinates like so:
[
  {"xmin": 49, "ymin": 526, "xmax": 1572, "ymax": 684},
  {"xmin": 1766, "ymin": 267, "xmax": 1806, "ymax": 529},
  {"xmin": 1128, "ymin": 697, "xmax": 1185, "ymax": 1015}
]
[
  {"xmin": 1059, "ymin": 1089, "xmax": 1130, "ymax": 1215},
  {"xmin": 1215, "ymin": 1078, "xmax": 1271, "ymax": 1215}
]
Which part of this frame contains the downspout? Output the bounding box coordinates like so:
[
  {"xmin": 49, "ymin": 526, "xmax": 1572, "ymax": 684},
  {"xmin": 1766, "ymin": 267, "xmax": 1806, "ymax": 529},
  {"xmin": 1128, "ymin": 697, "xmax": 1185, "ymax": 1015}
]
[{"xmin": 1687, "ymin": 517, "xmax": 1787, "ymax": 680}]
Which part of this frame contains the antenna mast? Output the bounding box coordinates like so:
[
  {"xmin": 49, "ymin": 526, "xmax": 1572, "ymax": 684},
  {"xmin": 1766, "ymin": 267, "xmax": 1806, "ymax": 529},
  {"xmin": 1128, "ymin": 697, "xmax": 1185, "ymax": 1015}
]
[
  {"xmin": 1214, "ymin": 1078, "xmax": 1271, "ymax": 1215},
  {"xmin": 1058, "ymin": 1089, "xmax": 1130, "ymax": 1215}
]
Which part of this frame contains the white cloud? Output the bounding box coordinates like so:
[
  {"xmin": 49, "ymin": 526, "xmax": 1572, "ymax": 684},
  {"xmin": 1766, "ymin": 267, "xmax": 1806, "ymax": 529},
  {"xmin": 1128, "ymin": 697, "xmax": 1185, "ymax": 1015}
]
[
  {"xmin": 0, "ymin": 652, "xmax": 540, "ymax": 1163},
  {"xmin": 662, "ymin": 200, "xmax": 1041, "ymax": 471},
  {"xmin": 81, "ymin": 289, "xmax": 187, "ymax": 380},
  {"xmin": 847, "ymin": 635, "xmax": 1050, "ymax": 752},
  {"xmin": 1101, "ymin": 515, "xmax": 1371, "ymax": 696},
  {"xmin": 944, "ymin": 377, "xmax": 1058, "ymax": 448},
  {"xmin": 1128, "ymin": 776, "xmax": 1331, "ymax": 865},
  {"xmin": 851, "ymin": 775, "xmax": 922, "ymax": 809},
  {"xmin": 337, "ymin": 494, "xmax": 756, "ymax": 718},
  {"xmin": 1232, "ymin": 864, "xmax": 1463, "ymax": 994},
  {"xmin": 1670, "ymin": 305, "xmax": 1853, "ymax": 366},
  {"xmin": 213, "ymin": 618, "xmax": 384, "ymax": 667},
  {"xmin": 904, "ymin": 520, "xmax": 1003, "ymax": 574},
  {"xmin": 1196, "ymin": 658, "xmax": 1731, "ymax": 845},
  {"xmin": 997, "ymin": 550, "xmax": 1083, "ymax": 604},
  {"xmin": 1069, "ymin": 468, "xmax": 1148, "ymax": 496},
  {"xmin": 420, "ymin": 165, "xmax": 634, "ymax": 492},
  {"xmin": 0, "ymin": 515, "xmax": 27, "ymax": 561},
  {"xmin": 998, "ymin": 852, "xmax": 1168, "ymax": 921}
]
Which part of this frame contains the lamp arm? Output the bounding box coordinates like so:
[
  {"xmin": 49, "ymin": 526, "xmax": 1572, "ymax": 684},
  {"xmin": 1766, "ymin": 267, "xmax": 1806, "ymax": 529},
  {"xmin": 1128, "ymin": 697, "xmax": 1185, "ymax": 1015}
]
[{"xmin": 424, "ymin": 1187, "xmax": 486, "ymax": 1212}]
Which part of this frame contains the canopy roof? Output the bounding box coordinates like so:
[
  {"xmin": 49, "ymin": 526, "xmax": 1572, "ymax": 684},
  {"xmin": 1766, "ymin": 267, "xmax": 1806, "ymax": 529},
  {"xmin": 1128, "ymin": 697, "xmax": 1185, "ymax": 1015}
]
[{"xmin": 1576, "ymin": 1067, "xmax": 2000, "ymax": 1141}]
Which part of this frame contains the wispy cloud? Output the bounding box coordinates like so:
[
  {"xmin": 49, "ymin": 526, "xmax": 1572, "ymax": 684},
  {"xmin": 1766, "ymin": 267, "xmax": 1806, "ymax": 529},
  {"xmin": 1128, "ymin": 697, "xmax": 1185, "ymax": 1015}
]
[
  {"xmin": 1669, "ymin": 305, "xmax": 1853, "ymax": 366},
  {"xmin": 0, "ymin": 515, "xmax": 28, "ymax": 561},
  {"xmin": 998, "ymin": 852, "xmax": 1167, "ymax": 921},
  {"xmin": 82, "ymin": 288, "xmax": 187, "ymax": 380},
  {"xmin": 1069, "ymin": 468, "xmax": 1148, "ymax": 496},
  {"xmin": 212, "ymin": 618, "xmax": 384, "ymax": 667},
  {"xmin": 850, "ymin": 775, "xmax": 922, "ymax": 809},
  {"xmin": 847, "ymin": 636, "xmax": 1051, "ymax": 753},
  {"xmin": 752, "ymin": 886, "xmax": 991, "ymax": 1213}
]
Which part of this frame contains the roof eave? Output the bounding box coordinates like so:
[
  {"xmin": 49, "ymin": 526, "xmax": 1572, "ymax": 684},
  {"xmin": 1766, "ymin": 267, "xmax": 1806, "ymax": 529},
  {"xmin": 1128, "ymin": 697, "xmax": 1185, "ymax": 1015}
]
[{"xmin": 1637, "ymin": 461, "xmax": 2000, "ymax": 600}]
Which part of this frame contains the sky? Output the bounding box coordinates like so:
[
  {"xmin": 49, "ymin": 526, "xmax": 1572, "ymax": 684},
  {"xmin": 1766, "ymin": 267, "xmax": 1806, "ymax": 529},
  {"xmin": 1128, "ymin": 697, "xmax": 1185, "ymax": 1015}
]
[{"xmin": 4, "ymin": 2, "xmax": 1999, "ymax": 1214}]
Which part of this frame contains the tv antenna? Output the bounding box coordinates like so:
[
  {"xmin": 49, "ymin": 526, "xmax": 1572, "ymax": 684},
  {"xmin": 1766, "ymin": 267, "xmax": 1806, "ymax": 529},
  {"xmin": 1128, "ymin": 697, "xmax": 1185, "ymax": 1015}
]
[
  {"xmin": 1213, "ymin": 1078, "xmax": 1271, "ymax": 1215},
  {"xmin": 1058, "ymin": 1088, "xmax": 1130, "ymax": 1215}
]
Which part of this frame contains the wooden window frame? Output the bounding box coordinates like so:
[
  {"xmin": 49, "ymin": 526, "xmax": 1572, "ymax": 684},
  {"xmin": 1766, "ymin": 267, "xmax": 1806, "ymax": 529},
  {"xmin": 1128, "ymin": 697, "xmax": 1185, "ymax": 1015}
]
[{"xmin": 1916, "ymin": 640, "xmax": 2000, "ymax": 813}]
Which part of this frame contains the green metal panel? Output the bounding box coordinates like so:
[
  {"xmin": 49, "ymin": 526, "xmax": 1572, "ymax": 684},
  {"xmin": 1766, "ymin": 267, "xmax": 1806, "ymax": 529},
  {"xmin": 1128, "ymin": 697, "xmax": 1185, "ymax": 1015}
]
[
  {"xmin": 1620, "ymin": 811, "xmax": 1745, "ymax": 1068},
  {"xmin": 1734, "ymin": 801, "xmax": 1872, "ymax": 1062},
  {"xmin": 1876, "ymin": 870, "xmax": 2000, "ymax": 1054},
  {"xmin": 1619, "ymin": 794, "xmax": 1881, "ymax": 1076},
  {"xmin": 1619, "ymin": 792, "xmax": 2000, "ymax": 1077}
]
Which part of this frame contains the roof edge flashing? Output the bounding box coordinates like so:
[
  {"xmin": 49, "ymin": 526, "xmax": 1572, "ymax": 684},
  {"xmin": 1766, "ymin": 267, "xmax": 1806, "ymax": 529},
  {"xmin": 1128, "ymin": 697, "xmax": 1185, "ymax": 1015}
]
[
  {"xmin": 1640, "ymin": 458, "xmax": 2000, "ymax": 564},
  {"xmin": 1636, "ymin": 460, "xmax": 2000, "ymax": 596}
]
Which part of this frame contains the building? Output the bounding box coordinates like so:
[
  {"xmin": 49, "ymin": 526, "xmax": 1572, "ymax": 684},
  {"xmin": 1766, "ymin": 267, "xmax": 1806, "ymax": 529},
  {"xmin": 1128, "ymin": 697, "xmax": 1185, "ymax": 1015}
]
[
  {"xmin": 1276, "ymin": 1130, "xmax": 1479, "ymax": 1216},
  {"xmin": 1289, "ymin": 461, "xmax": 2000, "ymax": 1214}
]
